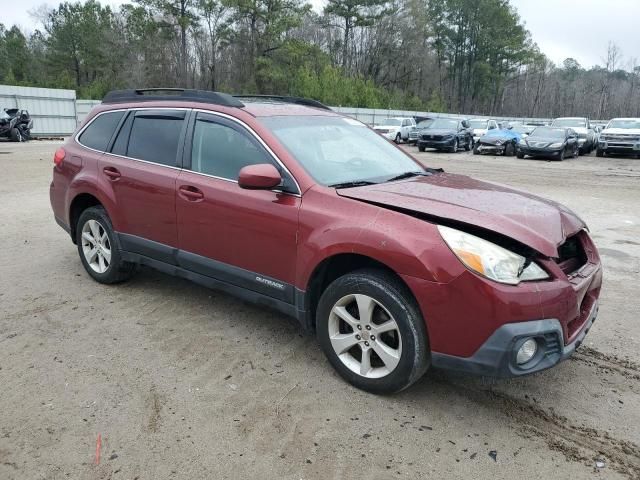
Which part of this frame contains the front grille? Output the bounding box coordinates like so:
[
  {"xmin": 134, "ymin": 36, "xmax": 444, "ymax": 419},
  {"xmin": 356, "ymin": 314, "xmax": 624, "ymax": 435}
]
[
  {"xmin": 528, "ymin": 141, "xmax": 549, "ymax": 148},
  {"xmin": 543, "ymin": 332, "xmax": 562, "ymax": 356},
  {"xmin": 554, "ymin": 234, "xmax": 587, "ymax": 276},
  {"xmin": 421, "ymin": 134, "xmax": 443, "ymax": 141},
  {"xmin": 602, "ymin": 134, "xmax": 640, "ymax": 142}
]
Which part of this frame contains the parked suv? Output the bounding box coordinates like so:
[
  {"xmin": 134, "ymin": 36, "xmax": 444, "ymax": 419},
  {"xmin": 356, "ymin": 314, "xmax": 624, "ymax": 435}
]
[
  {"xmin": 373, "ymin": 117, "xmax": 416, "ymax": 143},
  {"xmin": 417, "ymin": 117, "xmax": 473, "ymax": 152},
  {"xmin": 50, "ymin": 89, "xmax": 602, "ymax": 393},
  {"xmin": 597, "ymin": 118, "xmax": 640, "ymax": 158}
]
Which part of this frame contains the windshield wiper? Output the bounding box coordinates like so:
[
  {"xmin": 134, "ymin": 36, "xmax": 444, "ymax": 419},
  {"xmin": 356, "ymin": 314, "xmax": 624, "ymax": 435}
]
[
  {"xmin": 329, "ymin": 180, "xmax": 378, "ymax": 189},
  {"xmin": 384, "ymin": 171, "xmax": 433, "ymax": 182}
]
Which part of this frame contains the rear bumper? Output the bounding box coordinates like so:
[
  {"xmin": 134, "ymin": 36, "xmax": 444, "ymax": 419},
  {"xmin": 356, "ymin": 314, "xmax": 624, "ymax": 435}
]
[{"xmin": 431, "ymin": 301, "xmax": 598, "ymax": 377}]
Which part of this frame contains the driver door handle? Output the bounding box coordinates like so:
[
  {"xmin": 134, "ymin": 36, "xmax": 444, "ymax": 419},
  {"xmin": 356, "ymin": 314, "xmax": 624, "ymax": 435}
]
[{"xmin": 179, "ymin": 185, "xmax": 204, "ymax": 201}]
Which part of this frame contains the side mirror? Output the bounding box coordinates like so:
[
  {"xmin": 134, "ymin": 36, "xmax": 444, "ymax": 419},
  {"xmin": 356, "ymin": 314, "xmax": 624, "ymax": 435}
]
[{"xmin": 238, "ymin": 164, "xmax": 282, "ymax": 190}]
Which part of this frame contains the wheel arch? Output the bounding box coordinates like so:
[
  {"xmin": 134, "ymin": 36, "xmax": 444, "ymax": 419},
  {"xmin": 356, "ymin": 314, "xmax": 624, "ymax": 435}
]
[
  {"xmin": 68, "ymin": 192, "xmax": 107, "ymax": 243},
  {"xmin": 302, "ymin": 252, "xmax": 421, "ymax": 332}
]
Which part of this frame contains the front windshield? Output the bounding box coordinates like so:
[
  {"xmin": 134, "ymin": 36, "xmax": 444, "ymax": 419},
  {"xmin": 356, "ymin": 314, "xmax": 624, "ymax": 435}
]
[
  {"xmin": 416, "ymin": 119, "xmax": 433, "ymax": 129},
  {"xmin": 607, "ymin": 119, "xmax": 640, "ymax": 129},
  {"xmin": 261, "ymin": 116, "xmax": 423, "ymax": 186},
  {"xmin": 531, "ymin": 127, "xmax": 565, "ymax": 139},
  {"xmin": 429, "ymin": 118, "xmax": 459, "ymax": 129},
  {"xmin": 380, "ymin": 118, "xmax": 402, "ymax": 126},
  {"xmin": 553, "ymin": 118, "xmax": 586, "ymax": 128},
  {"xmin": 468, "ymin": 120, "xmax": 488, "ymax": 129}
]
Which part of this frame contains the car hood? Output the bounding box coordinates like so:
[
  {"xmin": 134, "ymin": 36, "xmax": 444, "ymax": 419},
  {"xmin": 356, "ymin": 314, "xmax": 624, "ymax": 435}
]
[
  {"xmin": 337, "ymin": 173, "xmax": 585, "ymax": 257},
  {"xmin": 480, "ymin": 131, "xmax": 520, "ymax": 143},
  {"xmin": 473, "ymin": 128, "xmax": 487, "ymax": 135},
  {"xmin": 603, "ymin": 128, "xmax": 640, "ymax": 135},
  {"xmin": 525, "ymin": 136, "xmax": 563, "ymax": 144},
  {"xmin": 422, "ymin": 128, "xmax": 457, "ymax": 136}
]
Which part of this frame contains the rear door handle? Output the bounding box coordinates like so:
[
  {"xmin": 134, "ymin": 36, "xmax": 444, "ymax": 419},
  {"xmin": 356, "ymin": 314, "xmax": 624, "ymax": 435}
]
[
  {"xmin": 103, "ymin": 167, "xmax": 121, "ymax": 180},
  {"xmin": 179, "ymin": 185, "xmax": 204, "ymax": 201}
]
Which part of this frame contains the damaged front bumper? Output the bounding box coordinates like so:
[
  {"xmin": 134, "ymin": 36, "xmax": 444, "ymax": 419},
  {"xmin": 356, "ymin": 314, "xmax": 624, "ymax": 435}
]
[{"xmin": 430, "ymin": 301, "xmax": 599, "ymax": 377}]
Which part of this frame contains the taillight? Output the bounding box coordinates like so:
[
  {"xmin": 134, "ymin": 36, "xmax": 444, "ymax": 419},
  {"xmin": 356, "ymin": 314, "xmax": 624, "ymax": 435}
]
[{"xmin": 53, "ymin": 147, "xmax": 65, "ymax": 167}]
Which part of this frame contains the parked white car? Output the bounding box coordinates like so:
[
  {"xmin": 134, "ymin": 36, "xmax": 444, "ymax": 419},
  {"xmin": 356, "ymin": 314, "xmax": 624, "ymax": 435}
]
[
  {"xmin": 550, "ymin": 117, "xmax": 597, "ymax": 154},
  {"xmin": 468, "ymin": 118, "xmax": 499, "ymax": 143},
  {"xmin": 597, "ymin": 118, "xmax": 640, "ymax": 158},
  {"xmin": 373, "ymin": 117, "xmax": 416, "ymax": 143}
]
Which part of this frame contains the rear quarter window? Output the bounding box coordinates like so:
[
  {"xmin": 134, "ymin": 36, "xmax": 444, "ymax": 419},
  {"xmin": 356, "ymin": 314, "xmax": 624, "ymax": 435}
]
[{"xmin": 78, "ymin": 111, "xmax": 125, "ymax": 151}]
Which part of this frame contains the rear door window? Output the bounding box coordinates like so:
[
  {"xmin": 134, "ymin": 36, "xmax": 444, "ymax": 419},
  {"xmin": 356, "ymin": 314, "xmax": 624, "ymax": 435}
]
[
  {"xmin": 78, "ymin": 111, "xmax": 125, "ymax": 152},
  {"xmin": 125, "ymin": 110, "xmax": 186, "ymax": 166}
]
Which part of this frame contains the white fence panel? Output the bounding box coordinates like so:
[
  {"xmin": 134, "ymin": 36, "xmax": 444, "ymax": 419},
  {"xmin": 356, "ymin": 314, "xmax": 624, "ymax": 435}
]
[{"xmin": 0, "ymin": 85, "xmax": 77, "ymax": 136}]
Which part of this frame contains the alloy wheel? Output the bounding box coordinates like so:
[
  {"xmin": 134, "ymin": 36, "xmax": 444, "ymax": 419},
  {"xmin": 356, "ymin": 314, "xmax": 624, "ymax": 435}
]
[
  {"xmin": 328, "ymin": 294, "xmax": 402, "ymax": 379},
  {"xmin": 81, "ymin": 219, "xmax": 112, "ymax": 274}
]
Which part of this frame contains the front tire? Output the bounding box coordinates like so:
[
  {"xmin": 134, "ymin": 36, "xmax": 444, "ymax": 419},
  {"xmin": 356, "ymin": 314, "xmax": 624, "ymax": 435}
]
[
  {"xmin": 449, "ymin": 138, "xmax": 458, "ymax": 153},
  {"xmin": 316, "ymin": 269, "xmax": 429, "ymax": 394},
  {"xmin": 10, "ymin": 128, "xmax": 22, "ymax": 142},
  {"xmin": 76, "ymin": 206, "xmax": 136, "ymax": 284},
  {"xmin": 596, "ymin": 148, "xmax": 604, "ymax": 157},
  {"xmin": 504, "ymin": 142, "xmax": 515, "ymax": 157},
  {"xmin": 517, "ymin": 151, "xmax": 525, "ymax": 159},
  {"xmin": 394, "ymin": 133, "xmax": 401, "ymax": 144},
  {"xmin": 418, "ymin": 145, "xmax": 425, "ymax": 152}
]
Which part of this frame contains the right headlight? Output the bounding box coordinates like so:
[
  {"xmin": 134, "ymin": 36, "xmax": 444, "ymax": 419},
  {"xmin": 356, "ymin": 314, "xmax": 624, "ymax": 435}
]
[
  {"xmin": 438, "ymin": 226, "xmax": 549, "ymax": 285},
  {"xmin": 549, "ymin": 142, "xmax": 564, "ymax": 148}
]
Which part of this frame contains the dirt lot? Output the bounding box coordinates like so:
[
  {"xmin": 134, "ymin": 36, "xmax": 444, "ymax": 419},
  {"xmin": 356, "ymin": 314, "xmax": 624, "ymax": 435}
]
[{"xmin": 1, "ymin": 140, "xmax": 639, "ymax": 479}]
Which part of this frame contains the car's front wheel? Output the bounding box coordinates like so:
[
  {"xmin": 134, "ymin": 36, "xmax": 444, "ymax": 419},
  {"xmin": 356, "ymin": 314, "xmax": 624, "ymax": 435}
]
[
  {"xmin": 394, "ymin": 133, "xmax": 401, "ymax": 144},
  {"xmin": 316, "ymin": 269, "xmax": 430, "ymax": 394},
  {"xmin": 76, "ymin": 206, "xmax": 136, "ymax": 284}
]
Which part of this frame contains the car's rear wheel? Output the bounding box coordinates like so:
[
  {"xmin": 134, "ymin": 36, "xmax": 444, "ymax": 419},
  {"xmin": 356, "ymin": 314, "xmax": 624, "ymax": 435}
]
[
  {"xmin": 464, "ymin": 137, "xmax": 471, "ymax": 151},
  {"xmin": 516, "ymin": 151, "xmax": 525, "ymax": 159},
  {"xmin": 596, "ymin": 148, "xmax": 604, "ymax": 157},
  {"xmin": 573, "ymin": 144, "xmax": 579, "ymax": 158},
  {"xmin": 473, "ymin": 143, "xmax": 480, "ymax": 155},
  {"xmin": 418, "ymin": 145, "xmax": 425, "ymax": 152},
  {"xmin": 76, "ymin": 206, "xmax": 136, "ymax": 284},
  {"xmin": 316, "ymin": 269, "xmax": 429, "ymax": 394}
]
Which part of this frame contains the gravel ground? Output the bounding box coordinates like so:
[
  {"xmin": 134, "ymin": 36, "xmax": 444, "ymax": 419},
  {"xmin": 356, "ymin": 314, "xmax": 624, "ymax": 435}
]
[{"xmin": 0, "ymin": 140, "xmax": 639, "ymax": 479}]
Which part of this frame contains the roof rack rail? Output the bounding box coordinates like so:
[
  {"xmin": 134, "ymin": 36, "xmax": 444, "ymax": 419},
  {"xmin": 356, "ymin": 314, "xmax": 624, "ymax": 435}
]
[
  {"xmin": 102, "ymin": 88, "xmax": 245, "ymax": 108},
  {"xmin": 233, "ymin": 94, "xmax": 332, "ymax": 111}
]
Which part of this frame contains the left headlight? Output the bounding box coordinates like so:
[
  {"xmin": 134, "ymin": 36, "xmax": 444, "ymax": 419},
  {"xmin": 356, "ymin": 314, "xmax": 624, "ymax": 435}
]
[
  {"xmin": 438, "ymin": 226, "xmax": 549, "ymax": 285},
  {"xmin": 549, "ymin": 142, "xmax": 564, "ymax": 148}
]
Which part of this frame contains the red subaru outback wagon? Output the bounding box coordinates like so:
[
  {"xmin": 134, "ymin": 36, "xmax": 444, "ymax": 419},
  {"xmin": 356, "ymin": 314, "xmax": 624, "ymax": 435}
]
[{"xmin": 50, "ymin": 89, "xmax": 602, "ymax": 393}]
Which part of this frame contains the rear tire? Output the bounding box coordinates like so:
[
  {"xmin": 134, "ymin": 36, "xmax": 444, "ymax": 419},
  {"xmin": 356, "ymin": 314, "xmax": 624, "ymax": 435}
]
[
  {"xmin": 418, "ymin": 145, "xmax": 425, "ymax": 152},
  {"xmin": 76, "ymin": 206, "xmax": 136, "ymax": 284},
  {"xmin": 316, "ymin": 269, "xmax": 430, "ymax": 394},
  {"xmin": 473, "ymin": 143, "xmax": 480, "ymax": 155},
  {"xmin": 464, "ymin": 137, "xmax": 471, "ymax": 151},
  {"xmin": 596, "ymin": 148, "xmax": 604, "ymax": 157},
  {"xmin": 516, "ymin": 151, "xmax": 525, "ymax": 159}
]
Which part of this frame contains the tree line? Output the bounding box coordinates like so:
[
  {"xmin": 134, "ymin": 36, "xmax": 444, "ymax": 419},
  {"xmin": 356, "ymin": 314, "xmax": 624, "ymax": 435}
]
[{"xmin": 1, "ymin": 0, "xmax": 639, "ymax": 119}]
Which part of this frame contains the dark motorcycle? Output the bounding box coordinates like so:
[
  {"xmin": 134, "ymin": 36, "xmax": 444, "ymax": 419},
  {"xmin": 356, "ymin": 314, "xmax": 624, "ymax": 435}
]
[{"xmin": 0, "ymin": 108, "xmax": 33, "ymax": 142}]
